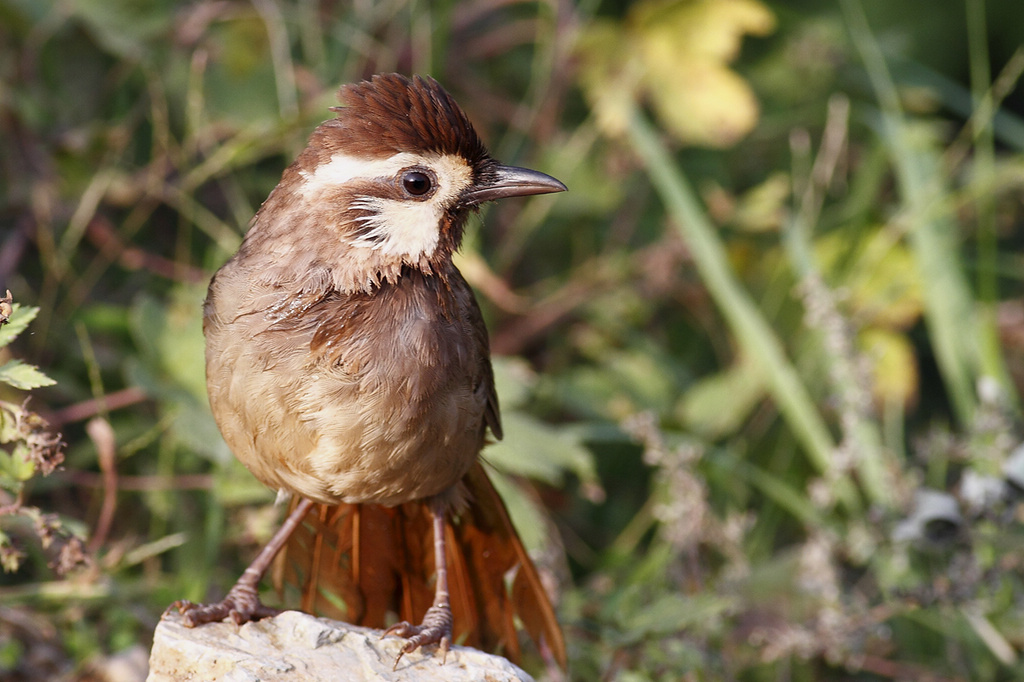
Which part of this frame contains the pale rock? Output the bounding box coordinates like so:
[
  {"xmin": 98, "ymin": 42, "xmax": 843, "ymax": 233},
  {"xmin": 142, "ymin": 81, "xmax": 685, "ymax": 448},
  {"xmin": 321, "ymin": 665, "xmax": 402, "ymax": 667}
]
[{"xmin": 146, "ymin": 608, "xmax": 535, "ymax": 682}]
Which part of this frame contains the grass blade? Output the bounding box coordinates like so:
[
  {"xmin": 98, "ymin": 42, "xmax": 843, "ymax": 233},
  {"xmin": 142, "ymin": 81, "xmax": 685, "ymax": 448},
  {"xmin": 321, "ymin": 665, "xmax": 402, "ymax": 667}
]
[{"xmin": 625, "ymin": 108, "xmax": 864, "ymax": 511}]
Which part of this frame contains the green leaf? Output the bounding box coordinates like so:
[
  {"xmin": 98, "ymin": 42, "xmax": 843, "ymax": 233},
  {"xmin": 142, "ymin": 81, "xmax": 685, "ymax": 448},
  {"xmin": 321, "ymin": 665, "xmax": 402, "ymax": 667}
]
[
  {"xmin": 492, "ymin": 357, "xmax": 536, "ymax": 411},
  {"xmin": 678, "ymin": 353, "xmax": 766, "ymax": 438},
  {"xmin": 0, "ymin": 359, "xmax": 57, "ymax": 390},
  {"xmin": 485, "ymin": 411, "xmax": 598, "ymax": 488},
  {"xmin": 488, "ymin": 470, "xmax": 551, "ymax": 553},
  {"xmin": 816, "ymin": 226, "xmax": 924, "ymax": 329},
  {"xmin": 619, "ymin": 592, "xmax": 735, "ymax": 643},
  {"xmin": 129, "ymin": 288, "xmax": 208, "ymax": 402},
  {"xmin": 731, "ymin": 172, "xmax": 791, "ymax": 233},
  {"xmin": 0, "ymin": 444, "xmax": 36, "ymax": 485},
  {"xmin": 0, "ymin": 304, "xmax": 39, "ymax": 349},
  {"xmin": 0, "ymin": 407, "xmax": 17, "ymax": 443}
]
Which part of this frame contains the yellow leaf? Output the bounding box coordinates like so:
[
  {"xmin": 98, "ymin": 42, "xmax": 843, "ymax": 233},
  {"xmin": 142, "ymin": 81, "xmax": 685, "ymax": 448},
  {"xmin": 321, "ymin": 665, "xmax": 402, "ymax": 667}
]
[
  {"xmin": 647, "ymin": 60, "xmax": 762, "ymax": 147},
  {"xmin": 634, "ymin": 0, "xmax": 775, "ymax": 62},
  {"xmin": 636, "ymin": 0, "xmax": 775, "ymax": 147},
  {"xmin": 575, "ymin": 0, "xmax": 775, "ymax": 147},
  {"xmin": 731, "ymin": 171, "xmax": 791, "ymax": 232},
  {"xmin": 817, "ymin": 227, "xmax": 924, "ymax": 329},
  {"xmin": 848, "ymin": 231, "xmax": 923, "ymax": 329},
  {"xmin": 859, "ymin": 328, "xmax": 919, "ymax": 409}
]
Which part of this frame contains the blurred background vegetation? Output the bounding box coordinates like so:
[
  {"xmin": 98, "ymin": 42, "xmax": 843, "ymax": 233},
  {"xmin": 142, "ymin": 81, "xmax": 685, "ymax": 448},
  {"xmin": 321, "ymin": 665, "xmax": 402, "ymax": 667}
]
[{"xmin": 2, "ymin": 0, "xmax": 1024, "ymax": 679}]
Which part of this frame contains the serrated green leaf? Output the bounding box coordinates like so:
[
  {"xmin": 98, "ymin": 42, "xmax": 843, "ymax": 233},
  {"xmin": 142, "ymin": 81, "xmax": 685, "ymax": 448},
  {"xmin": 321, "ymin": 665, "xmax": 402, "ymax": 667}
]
[
  {"xmin": 0, "ymin": 444, "xmax": 36, "ymax": 485},
  {"xmin": 0, "ymin": 359, "xmax": 57, "ymax": 390},
  {"xmin": 0, "ymin": 304, "xmax": 40, "ymax": 349},
  {"xmin": 0, "ymin": 408, "xmax": 16, "ymax": 443}
]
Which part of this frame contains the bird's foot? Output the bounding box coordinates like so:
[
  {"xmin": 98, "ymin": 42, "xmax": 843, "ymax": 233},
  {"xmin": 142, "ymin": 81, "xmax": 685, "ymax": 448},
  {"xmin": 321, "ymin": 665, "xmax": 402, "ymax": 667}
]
[
  {"xmin": 382, "ymin": 602, "xmax": 453, "ymax": 668},
  {"xmin": 174, "ymin": 581, "xmax": 280, "ymax": 627}
]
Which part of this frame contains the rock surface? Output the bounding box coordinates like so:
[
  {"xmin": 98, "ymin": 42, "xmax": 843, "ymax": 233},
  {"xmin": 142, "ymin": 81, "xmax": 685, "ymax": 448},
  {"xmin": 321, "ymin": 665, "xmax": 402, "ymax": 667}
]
[{"xmin": 147, "ymin": 608, "xmax": 535, "ymax": 681}]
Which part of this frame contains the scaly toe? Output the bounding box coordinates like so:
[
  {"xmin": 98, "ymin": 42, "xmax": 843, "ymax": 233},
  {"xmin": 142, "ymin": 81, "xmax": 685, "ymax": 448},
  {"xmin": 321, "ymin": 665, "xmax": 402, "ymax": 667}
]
[
  {"xmin": 383, "ymin": 603, "xmax": 453, "ymax": 668},
  {"xmin": 175, "ymin": 585, "xmax": 279, "ymax": 627}
]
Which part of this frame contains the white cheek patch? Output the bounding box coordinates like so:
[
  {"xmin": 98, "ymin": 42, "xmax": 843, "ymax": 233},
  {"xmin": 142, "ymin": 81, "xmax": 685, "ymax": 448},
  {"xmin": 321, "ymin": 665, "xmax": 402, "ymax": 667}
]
[
  {"xmin": 300, "ymin": 152, "xmax": 473, "ymax": 260},
  {"xmin": 348, "ymin": 196, "xmax": 444, "ymax": 257}
]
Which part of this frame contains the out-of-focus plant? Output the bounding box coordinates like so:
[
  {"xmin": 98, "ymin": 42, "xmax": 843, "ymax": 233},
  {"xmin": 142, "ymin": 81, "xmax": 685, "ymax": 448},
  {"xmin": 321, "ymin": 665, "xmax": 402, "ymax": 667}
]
[
  {"xmin": 577, "ymin": 0, "xmax": 775, "ymax": 147},
  {"xmin": 562, "ymin": 0, "xmax": 1024, "ymax": 678},
  {"xmin": 0, "ymin": 291, "xmax": 85, "ymax": 576}
]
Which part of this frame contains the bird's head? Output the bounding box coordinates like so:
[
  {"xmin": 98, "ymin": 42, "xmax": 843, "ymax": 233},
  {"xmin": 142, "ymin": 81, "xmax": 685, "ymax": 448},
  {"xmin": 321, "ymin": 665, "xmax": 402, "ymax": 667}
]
[{"xmin": 246, "ymin": 74, "xmax": 565, "ymax": 292}]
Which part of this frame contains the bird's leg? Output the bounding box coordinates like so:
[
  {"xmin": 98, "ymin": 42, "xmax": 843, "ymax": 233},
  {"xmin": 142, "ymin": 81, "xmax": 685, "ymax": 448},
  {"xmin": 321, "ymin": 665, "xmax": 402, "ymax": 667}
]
[
  {"xmin": 176, "ymin": 497, "xmax": 315, "ymax": 627},
  {"xmin": 383, "ymin": 500, "xmax": 453, "ymax": 667}
]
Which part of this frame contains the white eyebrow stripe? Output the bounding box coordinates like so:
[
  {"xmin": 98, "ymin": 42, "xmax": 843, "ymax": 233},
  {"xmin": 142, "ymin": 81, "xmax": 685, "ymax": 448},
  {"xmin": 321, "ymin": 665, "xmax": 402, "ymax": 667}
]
[{"xmin": 300, "ymin": 152, "xmax": 421, "ymax": 196}]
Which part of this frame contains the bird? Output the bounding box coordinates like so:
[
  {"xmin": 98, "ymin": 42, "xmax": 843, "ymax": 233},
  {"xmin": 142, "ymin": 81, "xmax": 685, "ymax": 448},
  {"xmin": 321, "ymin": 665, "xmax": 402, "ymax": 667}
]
[{"xmin": 175, "ymin": 73, "xmax": 567, "ymax": 669}]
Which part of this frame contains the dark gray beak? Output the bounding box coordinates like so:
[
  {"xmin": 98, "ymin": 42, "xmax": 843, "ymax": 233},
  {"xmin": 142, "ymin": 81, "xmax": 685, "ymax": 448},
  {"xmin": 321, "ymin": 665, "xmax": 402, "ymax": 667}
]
[{"xmin": 463, "ymin": 164, "xmax": 567, "ymax": 205}]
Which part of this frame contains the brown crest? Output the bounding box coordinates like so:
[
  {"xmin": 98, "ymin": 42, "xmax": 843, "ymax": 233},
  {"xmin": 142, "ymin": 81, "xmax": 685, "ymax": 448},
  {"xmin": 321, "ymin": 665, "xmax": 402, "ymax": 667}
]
[{"xmin": 328, "ymin": 74, "xmax": 490, "ymax": 167}]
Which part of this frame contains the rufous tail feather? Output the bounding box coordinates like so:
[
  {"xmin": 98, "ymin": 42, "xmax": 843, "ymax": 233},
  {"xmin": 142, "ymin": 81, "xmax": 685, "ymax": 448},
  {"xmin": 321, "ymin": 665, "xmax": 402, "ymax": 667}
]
[{"xmin": 272, "ymin": 462, "xmax": 566, "ymax": 669}]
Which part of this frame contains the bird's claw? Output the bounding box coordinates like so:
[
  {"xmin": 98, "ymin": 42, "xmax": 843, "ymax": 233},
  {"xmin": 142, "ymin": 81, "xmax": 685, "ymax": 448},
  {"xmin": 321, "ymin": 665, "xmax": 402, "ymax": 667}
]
[
  {"xmin": 382, "ymin": 602, "xmax": 453, "ymax": 668},
  {"xmin": 174, "ymin": 583, "xmax": 280, "ymax": 627}
]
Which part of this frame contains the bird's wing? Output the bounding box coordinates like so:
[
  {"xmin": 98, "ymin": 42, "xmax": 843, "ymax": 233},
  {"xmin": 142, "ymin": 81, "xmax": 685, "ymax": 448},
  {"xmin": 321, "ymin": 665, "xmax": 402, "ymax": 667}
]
[{"xmin": 452, "ymin": 266, "xmax": 503, "ymax": 441}]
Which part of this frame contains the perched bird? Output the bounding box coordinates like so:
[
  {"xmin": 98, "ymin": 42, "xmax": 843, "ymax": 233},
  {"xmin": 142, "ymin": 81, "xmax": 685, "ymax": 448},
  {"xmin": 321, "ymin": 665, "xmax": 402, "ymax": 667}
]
[{"xmin": 176, "ymin": 73, "xmax": 567, "ymax": 668}]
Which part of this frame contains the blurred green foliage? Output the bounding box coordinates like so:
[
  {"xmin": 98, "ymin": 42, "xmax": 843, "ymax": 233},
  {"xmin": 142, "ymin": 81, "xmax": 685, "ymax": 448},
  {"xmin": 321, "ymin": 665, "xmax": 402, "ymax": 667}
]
[
  {"xmin": 0, "ymin": 296, "xmax": 78, "ymax": 582},
  {"xmin": 3, "ymin": 0, "xmax": 1024, "ymax": 680}
]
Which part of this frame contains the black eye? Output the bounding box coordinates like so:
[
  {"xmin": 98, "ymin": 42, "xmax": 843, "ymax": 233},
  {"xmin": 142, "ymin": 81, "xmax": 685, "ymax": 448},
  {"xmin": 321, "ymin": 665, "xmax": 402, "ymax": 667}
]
[{"xmin": 402, "ymin": 171, "xmax": 432, "ymax": 196}]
